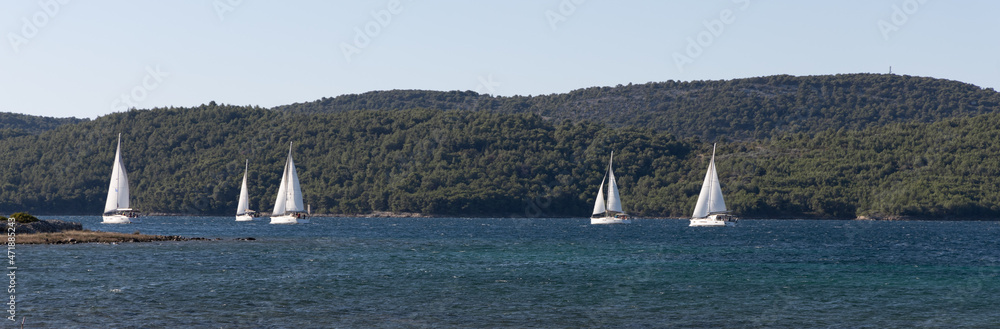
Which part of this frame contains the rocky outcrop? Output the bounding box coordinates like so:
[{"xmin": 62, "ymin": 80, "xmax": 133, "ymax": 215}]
[{"xmin": 1, "ymin": 219, "xmax": 82, "ymax": 234}]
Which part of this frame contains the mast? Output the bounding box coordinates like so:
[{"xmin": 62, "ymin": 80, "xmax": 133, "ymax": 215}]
[{"xmin": 707, "ymin": 144, "xmax": 715, "ymax": 212}]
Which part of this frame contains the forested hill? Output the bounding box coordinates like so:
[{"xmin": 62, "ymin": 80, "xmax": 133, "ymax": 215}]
[
  {"xmin": 274, "ymin": 74, "xmax": 1000, "ymax": 140},
  {"xmin": 0, "ymin": 112, "xmax": 88, "ymax": 137},
  {"xmin": 1, "ymin": 105, "xmax": 999, "ymax": 219}
]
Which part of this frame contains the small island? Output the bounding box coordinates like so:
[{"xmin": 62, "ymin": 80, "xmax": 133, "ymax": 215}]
[
  {"xmin": 16, "ymin": 230, "xmax": 204, "ymax": 244},
  {"xmin": 3, "ymin": 212, "xmax": 210, "ymax": 244}
]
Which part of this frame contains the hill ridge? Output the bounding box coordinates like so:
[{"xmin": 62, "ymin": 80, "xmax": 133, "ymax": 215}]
[{"xmin": 274, "ymin": 73, "xmax": 1000, "ymax": 140}]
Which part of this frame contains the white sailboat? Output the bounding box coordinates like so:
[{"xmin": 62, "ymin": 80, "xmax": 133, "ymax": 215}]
[
  {"xmin": 689, "ymin": 144, "xmax": 737, "ymax": 227},
  {"xmin": 270, "ymin": 142, "xmax": 308, "ymax": 224},
  {"xmin": 236, "ymin": 159, "xmax": 256, "ymax": 221},
  {"xmin": 591, "ymin": 151, "xmax": 631, "ymax": 225},
  {"xmin": 102, "ymin": 134, "xmax": 139, "ymax": 224}
]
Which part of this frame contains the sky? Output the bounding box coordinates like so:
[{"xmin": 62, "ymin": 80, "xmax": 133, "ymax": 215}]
[{"xmin": 1, "ymin": 0, "xmax": 998, "ymax": 119}]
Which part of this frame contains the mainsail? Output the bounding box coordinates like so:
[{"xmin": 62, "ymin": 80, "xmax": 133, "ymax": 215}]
[
  {"xmin": 103, "ymin": 134, "xmax": 130, "ymax": 214},
  {"xmin": 606, "ymin": 153, "xmax": 623, "ymax": 213},
  {"xmin": 692, "ymin": 144, "xmax": 727, "ymax": 218}
]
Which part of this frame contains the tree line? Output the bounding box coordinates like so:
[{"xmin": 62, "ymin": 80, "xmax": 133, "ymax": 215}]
[
  {"xmin": 274, "ymin": 74, "xmax": 1000, "ymax": 141},
  {"xmin": 1, "ymin": 104, "xmax": 999, "ymax": 219}
]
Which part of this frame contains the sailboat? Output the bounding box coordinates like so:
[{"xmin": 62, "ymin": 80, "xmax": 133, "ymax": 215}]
[
  {"xmin": 235, "ymin": 159, "xmax": 256, "ymax": 221},
  {"xmin": 270, "ymin": 142, "xmax": 308, "ymax": 224},
  {"xmin": 689, "ymin": 144, "xmax": 737, "ymax": 227},
  {"xmin": 102, "ymin": 134, "xmax": 139, "ymax": 224},
  {"xmin": 591, "ymin": 151, "xmax": 631, "ymax": 225}
]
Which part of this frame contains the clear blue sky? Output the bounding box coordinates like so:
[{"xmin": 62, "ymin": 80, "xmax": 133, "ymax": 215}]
[{"xmin": 2, "ymin": 0, "xmax": 998, "ymax": 119}]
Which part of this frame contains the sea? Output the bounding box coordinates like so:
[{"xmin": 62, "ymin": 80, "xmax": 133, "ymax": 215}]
[{"xmin": 16, "ymin": 216, "xmax": 1000, "ymax": 328}]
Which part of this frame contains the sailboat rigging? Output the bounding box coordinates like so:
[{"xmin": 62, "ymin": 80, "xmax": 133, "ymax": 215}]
[
  {"xmin": 236, "ymin": 159, "xmax": 256, "ymax": 221},
  {"xmin": 270, "ymin": 142, "xmax": 308, "ymax": 224},
  {"xmin": 689, "ymin": 143, "xmax": 736, "ymax": 227},
  {"xmin": 591, "ymin": 151, "xmax": 631, "ymax": 224},
  {"xmin": 102, "ymin": 133, "xmax": 139, "ymax": 224}
]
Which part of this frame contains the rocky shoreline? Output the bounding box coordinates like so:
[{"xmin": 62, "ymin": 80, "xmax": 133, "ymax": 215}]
[
  {"xmin": 16, "ymin": 230, "xmax": 209, "ymax": 244},
  {"xmin": 1, "ymin": 219, "xmax": 82, "ymax": 234}
]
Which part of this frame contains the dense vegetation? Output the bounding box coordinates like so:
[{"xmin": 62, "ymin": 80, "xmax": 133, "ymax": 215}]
[
  {"xmin": 1, "ymin": 104, "xmax": 999, "ymax": 219},
  {"xmin": 0, "ymin": 112, "xmax": 88, "ymax": 137},
  {"xmin": 1, "ymin": 74, "xmax": 999, "ymax": 219},
  {"xmin": 276, "ymin": 74, "xmax": 1000, "ymax": 141},
  {"xmin": 0, "ymin": 105, "xmax": 700, "ymax": 216},
  {"xmin": 723, "ymin": 113, "xmax": 1000, "ymax": 218},
  {"xmin": 8, "ymin": 212, "xmax": 39, "ymax": 223}
]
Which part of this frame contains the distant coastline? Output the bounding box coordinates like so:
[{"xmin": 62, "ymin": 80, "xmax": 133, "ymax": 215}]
[
  {"xmin": 11, "ymin": 213, "xmax": 1000, "ymax": 222},
  {"xmin": 139, "ymin": 211, "xmax": 430, "ymax": 218}
]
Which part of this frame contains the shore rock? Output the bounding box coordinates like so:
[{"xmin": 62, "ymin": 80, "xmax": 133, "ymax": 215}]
[{"xmin": 1, "ymin": 219, "xmax": 82, "ymax": 234}]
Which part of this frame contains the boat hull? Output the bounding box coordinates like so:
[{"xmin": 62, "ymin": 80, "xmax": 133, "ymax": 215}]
[
  {"xmin": 590, "ymin": 216, "xmax": 631, "ymax": 225},
  {"xmin": 269, "ymin": 214, "xmax": 309, "ymax": 224},
  {"xmin": 235, "ymin": 214, "xmax": 255, "ymax": 221},
  {"xmin": 102, "ymin": 214, "xmax": 138, "ymax": 224},
  {"xmin": 689, "ymin": 214, "xmax": 736, "ymax": 227}
]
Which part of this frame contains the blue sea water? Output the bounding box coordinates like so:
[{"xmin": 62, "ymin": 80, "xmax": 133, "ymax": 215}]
[{"xmin": 16, "ymin": 217, "xmax": 1000, "ymax": 328}]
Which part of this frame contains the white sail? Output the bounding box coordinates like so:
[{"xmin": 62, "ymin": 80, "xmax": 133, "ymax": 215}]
[
  {"xmin": 103, "ymin": 134, "xmax": 130, "ymax": 213},
  {"xmin": 237, "ymin": 160, "xmax": 250, "ymax": 215},
  {"xmin": 606, "ymin": 153, "xmax": 623, "ymax": 213},
  {"xmin": 591, "ymin": 176, "xmax": 607, "ymax": 215},
  {"xmin": 272, "ymin": 160, "xmax": 289, "ymax": 215},
  {"xmin": 692, "ymin": 144, "xmax": 727, "ymax": 218},
  {"xmin": 284, "ymin": 151, "xmax": 304, "ymax": 212},
  {"xmin": 272, "ymin": 143, "xmax": 304, "ymax": 215},
  {"xmin": 590, "ymin": 151, "xmax": 630, "ymax": 224}
]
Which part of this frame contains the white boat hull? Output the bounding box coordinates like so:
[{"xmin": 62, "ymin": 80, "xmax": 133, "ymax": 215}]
[
  {"xmin": 102, "ymin": 214, "xmax": 138, "ymax": 224},
  {"xmin": 270, "ymin": 214, "xmax": 309, "ymax": 224},
  {"xmin": 689, "ymin": 214, "xmax": 736, "ymax": 227},
  {"xmin": 591, "ymin": 216, "xmax": 631, "ymax": 225},
  {"xmin": 235, "ymin": 214, "xmax": 255, "ymax": 221}
]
